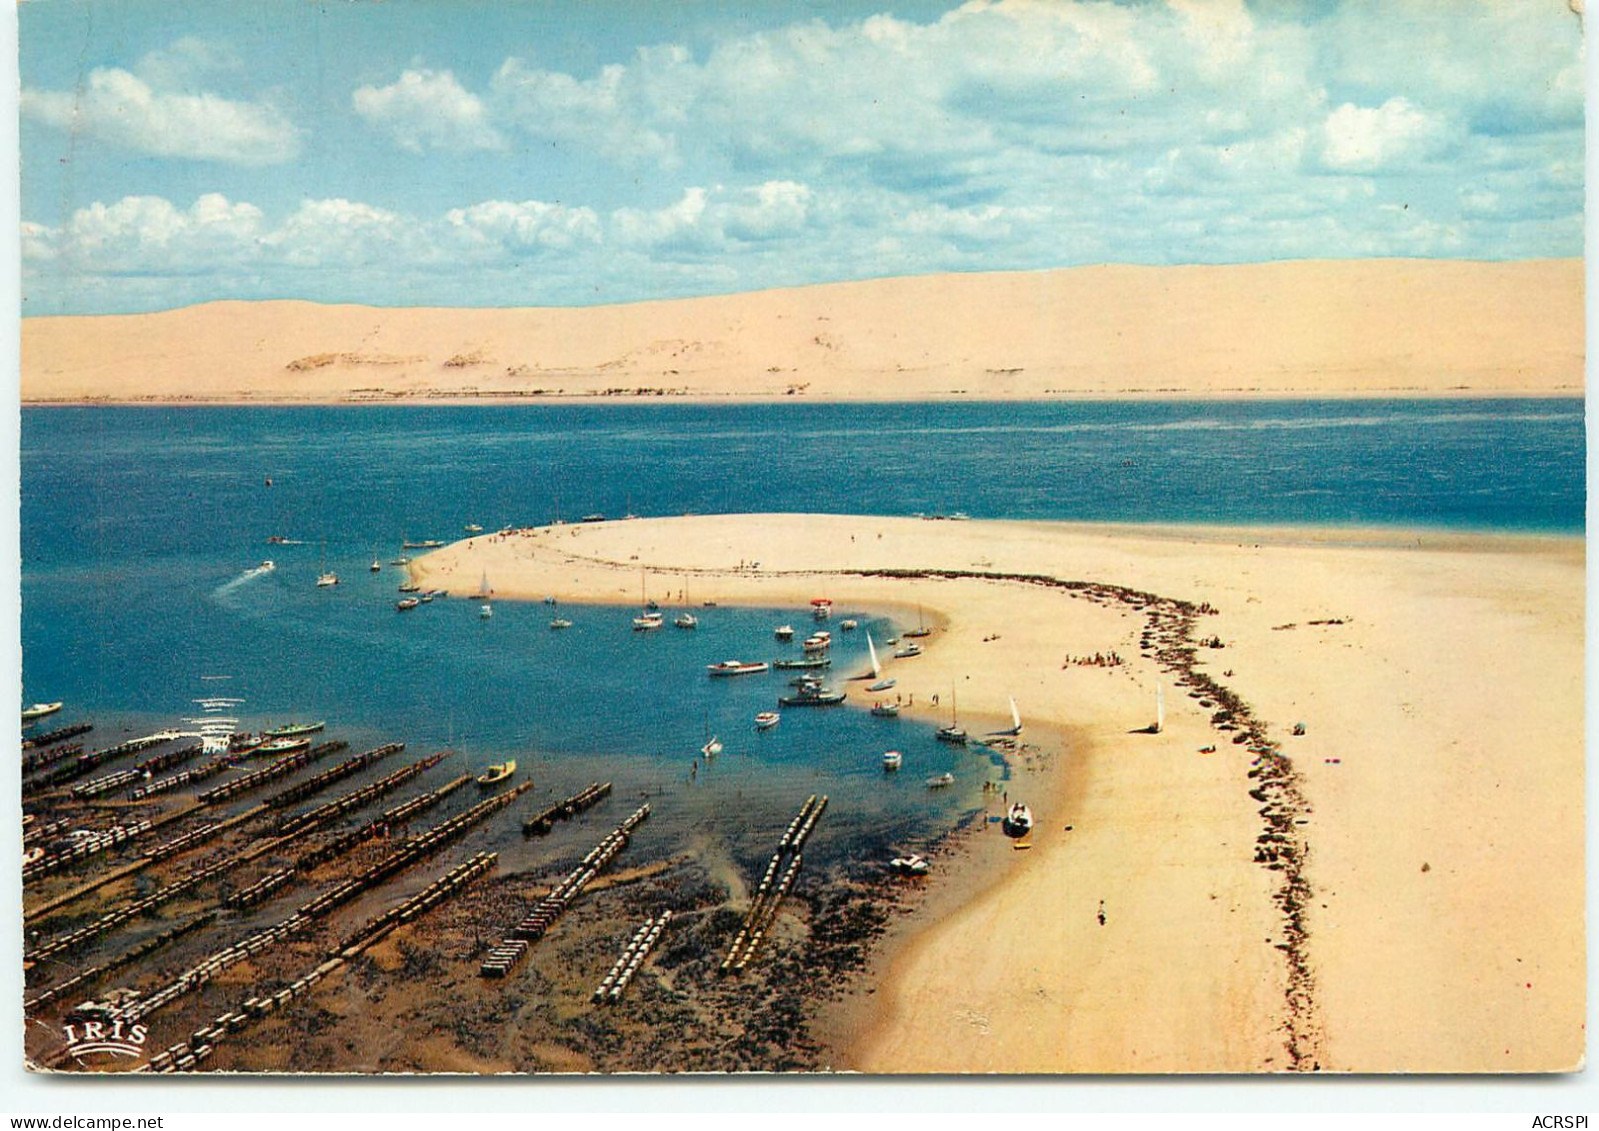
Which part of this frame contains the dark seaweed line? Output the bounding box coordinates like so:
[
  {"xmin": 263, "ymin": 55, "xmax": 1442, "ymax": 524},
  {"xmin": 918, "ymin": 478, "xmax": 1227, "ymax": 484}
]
[{"xmin": 844, "ymin": 565, "xmax": 1323, "ymax": 1071}]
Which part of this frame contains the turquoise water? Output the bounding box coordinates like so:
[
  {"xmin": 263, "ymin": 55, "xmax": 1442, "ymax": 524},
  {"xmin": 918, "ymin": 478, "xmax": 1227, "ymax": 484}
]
[{"xmin": 19, "ymin": 400, "xmax": 1584, "ymax": 864}]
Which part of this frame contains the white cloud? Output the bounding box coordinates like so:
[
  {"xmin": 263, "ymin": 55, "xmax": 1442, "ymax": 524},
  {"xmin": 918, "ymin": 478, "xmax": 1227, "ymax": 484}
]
[
  {"xmin": 445, "ymin": 200, "xmax": 602, "ymax": 254},
  {"xmin": 353, "ymin": 68, "xmax": 504, "ymax": 152},
  {"xmin": 1320, "ymin": 97, "xmax": 1450, "ymax": 172},
  {"xmin": 21, "ymin": 66, "xmax": 299, "ymax": 165},
  {"xmin": 489, "ymin": 56, "xmax": 676, "ymax": 165}
]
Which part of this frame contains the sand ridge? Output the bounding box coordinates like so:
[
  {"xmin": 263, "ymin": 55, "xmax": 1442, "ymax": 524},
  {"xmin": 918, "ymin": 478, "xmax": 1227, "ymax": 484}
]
[
  {"xmin": 22, "ymin": 259, "xmax": 1584, "ymax": 403},
  {"xmin": 409, "ymin": 514, "xmax": 1584, "ymax": 1072}
]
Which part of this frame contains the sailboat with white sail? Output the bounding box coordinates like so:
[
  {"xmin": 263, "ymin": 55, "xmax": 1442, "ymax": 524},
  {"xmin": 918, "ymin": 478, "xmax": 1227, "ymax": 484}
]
[
  {"xmin": 866, "ymin": 631, "xmax": 895, "ymax": 693},
  {"xmin": 988, "ymin": 696, "xmax": 1023, "ymax": 737},
  {"xmin": 936, "ymin": 687, "xmax": 967, "ymax": 744}
]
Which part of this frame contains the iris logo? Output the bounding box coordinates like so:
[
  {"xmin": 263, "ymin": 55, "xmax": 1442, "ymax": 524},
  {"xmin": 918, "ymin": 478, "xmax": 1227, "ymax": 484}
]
[{"xmin": 61, "ymin": 1005, "xmax": 148, "ymax": 1065}]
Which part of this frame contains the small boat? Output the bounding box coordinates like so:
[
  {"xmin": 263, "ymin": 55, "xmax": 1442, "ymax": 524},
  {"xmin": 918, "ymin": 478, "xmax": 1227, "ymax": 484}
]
[
  {"xmin": 396, "ymin": 597, "xmax": 421, "ymax": 611},
  {"xmin": 316, "ymin": 571, "xmax": 339, "ymax": 588},
  {"xmin": 868, "ymin": 678, "xmax": 897, "ymax": 693},
  {"xmin": 989, "ymin": 696, "xmax": 1024, "ymax": 738},
  {"xmin": 774, "ymin": 625, "xmax": 795, "ymax": 641},
  {"xmin": 403, "ymin": 539, "xmax": 445, "ymax": 549},
  {"xmin": 477, "ymin": 760, "xmax": 516, "ymax": 787},
  {"xmin": 904, "ymin": 606, "xmax": 932, "ymax": 639},
  {"xmin": 469, "ymin": 571, "xmax": 494, "ymax": 600},
  {"xmin": 21, "ymin": 702, "xmax": 63, "ymax": 723},
  {"xmin": 893, "ymin": 643, "xmax": 923, "ymax": 659},
  {"xmin": 890, "ymin": 854, "xmax": 930, "ymax": 876},
  {"xmin": 398, "ymin": 582, "xmax": 422, "ymax": 593},
  {"xmin": 707, "ymin": 660, "xmax": 770, "ymax": 677},
  {"xmin": 549, "ymin": 617, "xmax": 573, "ymax": 630},
  {"xmin": 937, "ymin": 688, "xmax": 967, "ymax": 744},
  {"xmin": 882, "ymin": 750, "xmax": 903, "ymax": 771},
  {"xmin": 778, "ymin": 686, "xmax": 847, "ymax": 707},
  {"xmin": 391, "ymin": 555, "xmax": 412, "ymax": 566},
  {"xmin": 1002, "ymin": 802, "xmax": 1034, "ymax": 838},
  {"xmin": 419, "ymin": 593, "xmax": 434, "ymax": 603},
  {"xmin": 464, "ymin": 524, "xmax": 484, "ymax": 533},
  {"xmin": 259, "ymin": 560, "xmax": 276, "ymax": 571},
  {"xmin": 811, "ymin": 598, "xmax": 832, "ymax": 620},
  {"xmin": 675, "ymin": 612, "xmax": 698, "ymax": 629},
  {"xmin": 370, "ymin": 559, "xmax": 381, "ymax": 573},
  {"xmin": 256, "ymin": 736, "xmax": 313, "ymax": 757},
  {"xmin": 262, "ymin": 721, "xmax": 325, "ymax": 738},
  {"xmin": 24, "ymin": 846, "xmax": 45, "ymax": 866},
  {"xmin": 480, "ymin": 604, "xmax": 493, "ymax": 619},
  {"xmin": 871, "ymin": 702, "xmax": 901, "ymax": 718},
  {"xmin": 840, "ymin": 619, "xmax": 858, "ymax": 631},
  {"xmin": 632, "ymin": 612, "xmax": 664, "ymax": 631},
  {"xmin": 802, "ymin": 632, "xmax": 832, "ymax": 653},
  {"xmin": 755, "ymin": 712, "xmax": 781, "ymax": 730},
  {"xmin": 700, "ymin": 735, "xmax": 723, "ymax": 757},
  {"xmin": 926, "ymin": 772, "xmax": 955, "ymax": 789},
  {"xmin": 773, "ymin": 657, "xmax": 830, "ymax": 670},
  {"xmin": 581, "ymin": 514, "xmax": 605, "ymax": 523}
]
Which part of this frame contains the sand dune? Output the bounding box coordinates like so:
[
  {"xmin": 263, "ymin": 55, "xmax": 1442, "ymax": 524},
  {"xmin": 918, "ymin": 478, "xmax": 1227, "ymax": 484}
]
[
  {"xmin": 22, "ymin": 259, "xmax": 1583, "ymax": 403},
  {"xmin": 412, "ymin": 515, "xmax": 1584, "ymax": 1072}
]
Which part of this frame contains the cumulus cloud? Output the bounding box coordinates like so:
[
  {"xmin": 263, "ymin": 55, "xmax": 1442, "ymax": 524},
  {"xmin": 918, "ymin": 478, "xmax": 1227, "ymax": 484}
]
[
  {"xmin": 1320, "ymin": 98, "xmax": 1451, "ymax": 172},
  {"xmin": 444, "ymin": 200, "xmax": 602, "ymax": 253},
  {"xmin": 22, "ymin": 66, "xmax": 299, "ymax": 165},
  {"xmin": 353, "ymin": 68, "xmax": 504, "ymax": 152}
]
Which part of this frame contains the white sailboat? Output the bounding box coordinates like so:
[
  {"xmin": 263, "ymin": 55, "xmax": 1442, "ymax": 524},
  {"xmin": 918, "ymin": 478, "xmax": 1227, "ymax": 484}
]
[
  {"xmin": 315, "ymin": 541, "xmax": 338, "ymax": 587},
  {"xmin": 1154, "ymin": 684, "xmax": 1165, "ymax": 734},
  {"xmin": 989, "ymin": 696, "xmax": 1023, "ymax": 737},
  {"xmin": 470, "ymin": 570, "xmax": 493, "ymax": 600},
  {"xmin": 866, "ymin": 631, "xmax": 896, "ymax": 693}
]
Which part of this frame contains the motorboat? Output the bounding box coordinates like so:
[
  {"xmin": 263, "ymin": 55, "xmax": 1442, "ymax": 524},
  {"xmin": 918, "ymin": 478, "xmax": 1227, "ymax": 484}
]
[
  {"xmin": 778, "ymin": 686, "xmax": 847, "ymax": 707},
  {"xmin": 890, "ymin": 854, "xmax": 930, "ymax": 876},
  {"xmin": 549, "ymin": 617, "xmax": 573, "ymax": 629},
  {"xmin": 398, "ymin": 582, "xmax": 422, "ymax": 593},
  {"xmin": 774, "ymin": 625, "xmax": 795, "ymax": 641},
  {"xmin": 396, "ymin": 598, "xmax": 420, "ymax": 611},
  {"xmin": 882, "ymin": 750, "xmax": 903, "ymax": 771},
  {"xmin": 707, "ymin": 660, "xmax": 769, "ymax": 677},
  {"xmin": 754, "ymin": 712, "xmax": 781, "ymax": 730},
  {"xmin": 840, "ymin": 619, "xmax": 859, "ymax": 631},
  {"xmin": 675, "ymin": 612, "xmax": 698, "ymax": 629},
  {"xmin": 773, "ymin": 657, "xmax": 830, "ymax": 670},
  {"xmin": 259, "ymin": 561, "xmax": 276, "ymax": 572},
  {"xmin": 464, "ymin": 524, "xmax": 484, "ymax": 533},
  {"xmin": 477, "ymin": 760, "xmax": 516, "ymax": 787},
  {"xmin": 403, "ymin": 539, "xmax": 445, "ymax": 549},
  {"xmin": 633, "ymin": 612, "xmax": 665, "ymax": 631},
  {"xmin": 811, "ymin": 598, "xmax": 832, "ymax": 620},
  {"xmin": 480, "ymin": 604, "xmax": 493, "ymax": 619},
  {"xmin": 871, "ymin": 702, "xmax": 901, "ymax": 718},
  {"xmin": 256, "ymin": 736, "xmax": 313, "ymax": 757},
  {"xmin": 316, "ymin": 572, "xmax": 339, "ymax": 588},
  {"xmin": 581, "ymin": 514, "xmax": 605, "ymax": 523},
  {"xmin": 261, "ymin": 721, "xmax": 325, "ymax": 738},
  {"xmin": 21, "ymin": 702, "xmax": 63, "ymax": 723},
  {"xmin": 892, "ymin": 643, "xmax": 924, "ymax": 659},
  {"xmin": 802, "ymin": 632, "xmax": 832, "ymax": 653},
  {"xmin": 1002, "ymin": 802, "xmax": 1035, "ymax": 838},
  {"xmin": 926, "ymin": 772, "xmax": 955, "ymax": 789}
]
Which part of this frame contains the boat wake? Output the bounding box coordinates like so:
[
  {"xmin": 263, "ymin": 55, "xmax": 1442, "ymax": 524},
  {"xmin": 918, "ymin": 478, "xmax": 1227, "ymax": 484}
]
[{"xmin": 214, "ymin": 561, "xmax": 278, "ymax": 596}]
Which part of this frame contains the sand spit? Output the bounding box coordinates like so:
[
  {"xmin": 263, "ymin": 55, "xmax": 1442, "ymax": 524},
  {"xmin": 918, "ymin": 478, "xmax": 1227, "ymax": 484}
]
[
  {"xmin": 413, "ymin": 514, "xmax": 1584, "ymax": 1073},
  {"xmin": 22, "ymin": 259, "xmax": 1583, "ymax": 404}
]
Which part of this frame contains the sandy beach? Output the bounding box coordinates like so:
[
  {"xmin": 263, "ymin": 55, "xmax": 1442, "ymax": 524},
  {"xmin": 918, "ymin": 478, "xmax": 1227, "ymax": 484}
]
[
  {"xmin": 412, "ymin": 514, "xmax": 1585, "ymax": 1073},
  {"xmin": 22, "ymin": 259, "xmax": 1583, "ymax": 404}
]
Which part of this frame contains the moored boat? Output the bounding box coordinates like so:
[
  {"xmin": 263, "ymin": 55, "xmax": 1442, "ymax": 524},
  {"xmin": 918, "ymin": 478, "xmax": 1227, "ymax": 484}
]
[
  {"xmin": 477, "ymin": 760, "xmax": 516, "ymax": 787},
  {"xmin": 882, "ymin": 750, "xmax": 903, "ymax": 771},
  {"xmin": 871, "ymin": 702, "xmax": 901, "ymax": 718},
  {"xmin": 262, "ymin": 721, "xmax": 326, "ymax": 738},
  {"xmin": 403, "ymin": 539, "xmax": 445, "ymax": 549},
  {"xmin": 397, "ymin": 597, "xmax": 420, "ymax": 610},
  {"xmin": 22, "ymin": 702, "xmax": 63, "ymax": 723},
  {"xmin": 811, "ymin": 598, "xmax": 832, "ymax": 620},
  {"xmin": 840, "ymin": 619, "xmax": 858, "ymax": 631},
  {"xmin": 893, "ymin": 643, "xmax": 924, "ymax": 659},
  {"xmin": 316, "ymin": 571, "xmax": 339, "ymax": 588},
  {"xmin": 774, "ymin": 625, "xmax": 795, "ymax": 641},
  {"xmin": 778, "ymin": 686, "xmax": 847, "ymax": 707},
  {"xmin": 707, "ymin": 660, "xmax": 770, "ymax": 677},
  {"xmin": 926, "ymin": 772, "xmax": 955, "ymax": 788},
  {"xmin": 549, "ymin": 617, "xmax": 573, "ymax": 629},
  {"xmin": 480, "ymin": 603, "xmax": 493, "ymax": 619},
  {"xmin": 802, "ymin": 631, "xmax": 832, "ymax": 652},
  {"xmin": 675, "ymin": 612, "xmax": 698, "ymax": 629},
  {"xmin": 370, "ymin": 559, "xmax": 381, "ymax": 572},
  {"xmin": 632, "ymin": 612, "xmax": 664, "ymax": 631},
  {"xmin": 256, "ymin": 736, "xmax": 313, "ymax": 757},
  {"xmin": 464, "ymin": 523, "xmax": 484, "ymax": 533},
  {"xmin": 773, "ymin": 656, "xmax": 830, "ymax": 670},
  {"xmin": 754, "ymin": 711, "xmax": 781, "ymax": 730}
]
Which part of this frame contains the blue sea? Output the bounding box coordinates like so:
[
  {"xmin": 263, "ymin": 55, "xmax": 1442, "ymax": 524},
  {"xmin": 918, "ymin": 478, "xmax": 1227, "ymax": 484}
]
[{"xmin": 19, "ymin": 399, "xmax": 1585, "ymax": 867}]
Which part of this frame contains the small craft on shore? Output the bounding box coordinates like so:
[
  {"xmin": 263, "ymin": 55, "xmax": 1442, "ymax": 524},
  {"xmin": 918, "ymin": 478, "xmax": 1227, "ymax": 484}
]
[
  {"xmin": 893, "ymin": 643, "xmax": 924, "ymax": 658},
  {"xmin": 1002, "ymin": 802, "xmax": 1034, "ymax": 838},
  {"xmin": 477, "ymin": 760, "xmax": 516, "ymax": 787},
  {"xmin": 890, "ymin": 854, "xmax": 930, "ymax": 876},
  {"xmin": 871, "ymin": 702, "xmax": 901, "ymax": 718}
]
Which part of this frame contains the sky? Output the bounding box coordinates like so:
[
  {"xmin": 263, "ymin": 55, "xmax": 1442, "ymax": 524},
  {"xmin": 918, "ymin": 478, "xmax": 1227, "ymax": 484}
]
[{"xmin": 14, "ymin": 0, "xmax": 1587, "ymax": 316}]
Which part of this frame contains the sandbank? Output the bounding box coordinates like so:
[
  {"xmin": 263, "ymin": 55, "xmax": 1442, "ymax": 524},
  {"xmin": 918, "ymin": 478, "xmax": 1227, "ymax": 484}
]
[
  {"xmin": 22, "ymin": 259, "xmax": 1582, "ymax": 404},
  {"xmin": 412, "ymin": 513, "xmax": 1584, "ymax": 1073}
]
